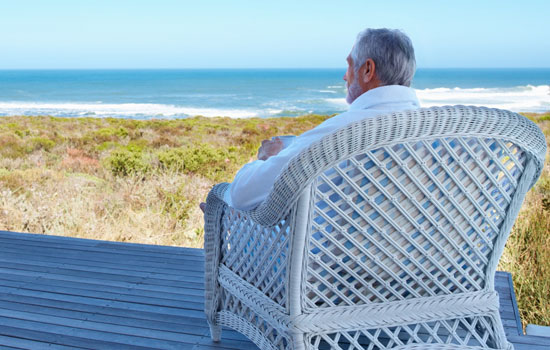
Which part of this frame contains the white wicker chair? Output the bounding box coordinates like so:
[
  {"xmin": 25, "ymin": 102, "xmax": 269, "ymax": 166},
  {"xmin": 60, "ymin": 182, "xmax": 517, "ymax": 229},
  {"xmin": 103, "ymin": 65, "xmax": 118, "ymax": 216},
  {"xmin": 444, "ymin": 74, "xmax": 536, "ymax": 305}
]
[{"xmin": 204, "ymin": 106, "xmax": 546, "ymax": 350}]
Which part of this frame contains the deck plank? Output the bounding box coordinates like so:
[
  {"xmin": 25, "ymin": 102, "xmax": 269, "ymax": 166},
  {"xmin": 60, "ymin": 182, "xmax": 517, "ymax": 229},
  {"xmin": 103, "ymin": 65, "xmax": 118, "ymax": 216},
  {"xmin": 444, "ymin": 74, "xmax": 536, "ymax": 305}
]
[
  {"xmin": 0, "ymin": 279, "xmax": 204, "ymax": 308},
  {"xmin": 0, "ymin": 311, "xmax": 257, "ymax": 350},
  {"xmin": 0, "ymin": 274, "xmax": 203, "ymax": 303},
  {"xmin": 0, "ymin": 257, "xmax": 204, "ymax": 281},
  {"xmin": 0, "ymin": 230, "xmax": 203, "ymax": 256},
  {"xmin": 0, "ymin": 250, "xmax": 203, "ymax": 275},
  {"xmin": 0, "ymin": 231, "xmax": 547, "ymax": 350}
]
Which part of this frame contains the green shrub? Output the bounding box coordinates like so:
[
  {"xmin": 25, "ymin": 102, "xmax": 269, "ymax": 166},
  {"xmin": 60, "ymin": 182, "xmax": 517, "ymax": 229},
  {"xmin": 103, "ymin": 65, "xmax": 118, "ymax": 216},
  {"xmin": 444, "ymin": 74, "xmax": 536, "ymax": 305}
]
[
  {"xmin": 157, "ymin": 143, "xmax": 235, "ymax": 181},
  {"xmin": 241, "ymin": 121, "xmax": 260, "ymax": 136},
  {"xmin": 0, "ymin": 133, "xmax": 27, "ymax": 158},
  {"xmin": 14, "ymin": 129, "xmax": 30, "ymax": 137},
  {"xmin": 157, "ymin": 148, "xmax": 187, "ymax": 171},
  {"xmin": 95, "ymin": 141, "xmax": 120, "ymax": 152},
  {"xmin": 30, "ymin": 137, "xmax": 55, "ymax": 151},
  {"xmin": 127, "ymin": 139, "xmax": 149, "ymax": 150},
  {"xmin": 90, "ymin": 127, "xmax": 129, "ymax": 142},
  {"xmin": 107, "ymin": 146, "xmax": 149, "ymax": 176}
]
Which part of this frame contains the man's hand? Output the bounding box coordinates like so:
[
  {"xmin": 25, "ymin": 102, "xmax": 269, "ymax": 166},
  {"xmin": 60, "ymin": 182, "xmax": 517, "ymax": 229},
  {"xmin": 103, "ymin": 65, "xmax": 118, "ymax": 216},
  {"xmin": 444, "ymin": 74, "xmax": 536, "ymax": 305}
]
[{"xmin": 257, "ymin": 138, "xmax": 283, "ymax": 161}]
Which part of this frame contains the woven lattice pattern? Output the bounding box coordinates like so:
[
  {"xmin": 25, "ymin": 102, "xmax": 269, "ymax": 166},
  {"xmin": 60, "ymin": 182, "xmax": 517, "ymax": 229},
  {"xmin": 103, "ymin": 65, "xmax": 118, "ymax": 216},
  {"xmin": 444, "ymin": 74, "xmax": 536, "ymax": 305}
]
[
  {"xmin": 219, "ymin": 287, "xmax": 290, "ymax": 350},
  {"xmin": 305, "ymin": 137, "xmax": 527, "ymax": 308},
  {"xmin": 221, "ymin": 208, "xmax": 291, "ymax": 308},
  {"xmin": 204, "ymin": 106, "xmax": 546, "ymax": 350},
  {"xmin": 309, "ymin": 316, "xmax": 499, "ymax": 350}
]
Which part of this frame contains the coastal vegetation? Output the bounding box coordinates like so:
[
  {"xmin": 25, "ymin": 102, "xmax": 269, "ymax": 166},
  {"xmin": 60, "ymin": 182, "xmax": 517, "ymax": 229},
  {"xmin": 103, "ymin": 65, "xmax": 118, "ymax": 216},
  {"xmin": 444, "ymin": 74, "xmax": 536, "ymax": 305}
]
[{"xmin": 0, "ymin": 113, "xmax": 548, "ymax": 328}]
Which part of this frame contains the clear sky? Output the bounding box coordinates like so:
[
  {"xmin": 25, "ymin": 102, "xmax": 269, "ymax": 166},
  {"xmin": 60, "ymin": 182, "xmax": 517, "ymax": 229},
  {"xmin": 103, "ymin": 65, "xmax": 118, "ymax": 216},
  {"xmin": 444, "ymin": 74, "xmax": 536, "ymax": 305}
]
[{"xmin": 1, "ymin": 0, "xmax": 549, "ymax": 69}]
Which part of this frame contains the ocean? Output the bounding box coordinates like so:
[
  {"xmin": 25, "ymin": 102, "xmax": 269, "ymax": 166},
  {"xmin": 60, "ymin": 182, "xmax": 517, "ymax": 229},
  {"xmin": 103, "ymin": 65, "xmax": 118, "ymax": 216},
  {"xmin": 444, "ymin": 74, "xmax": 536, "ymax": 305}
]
[{"xmin": 0, "ymin": 68, "xmax": 549, "ymax": 119}]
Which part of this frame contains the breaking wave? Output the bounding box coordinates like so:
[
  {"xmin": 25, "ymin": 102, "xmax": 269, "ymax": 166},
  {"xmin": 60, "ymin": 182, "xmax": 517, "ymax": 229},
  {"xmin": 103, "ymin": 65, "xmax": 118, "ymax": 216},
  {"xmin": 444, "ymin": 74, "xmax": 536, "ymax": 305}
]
[{"xmin": 0, "ymin": 101, "xmax": 260, "ymax": 119}]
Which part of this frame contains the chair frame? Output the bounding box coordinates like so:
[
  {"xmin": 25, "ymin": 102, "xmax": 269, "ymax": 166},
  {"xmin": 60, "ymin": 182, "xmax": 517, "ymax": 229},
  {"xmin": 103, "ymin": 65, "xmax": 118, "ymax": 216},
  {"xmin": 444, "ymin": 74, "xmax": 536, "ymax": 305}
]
[{"xmin": 204, "ymin": 106, "xmax": 546, "ymax": 350}]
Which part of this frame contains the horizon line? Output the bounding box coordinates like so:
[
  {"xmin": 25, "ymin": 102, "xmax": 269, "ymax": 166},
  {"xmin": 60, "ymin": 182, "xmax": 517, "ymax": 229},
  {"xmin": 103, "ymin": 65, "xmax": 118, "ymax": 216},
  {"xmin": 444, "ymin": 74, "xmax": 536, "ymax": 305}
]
[{"xmin": 1, "ymin": 67, "xmax": 550, "ymax": 71}]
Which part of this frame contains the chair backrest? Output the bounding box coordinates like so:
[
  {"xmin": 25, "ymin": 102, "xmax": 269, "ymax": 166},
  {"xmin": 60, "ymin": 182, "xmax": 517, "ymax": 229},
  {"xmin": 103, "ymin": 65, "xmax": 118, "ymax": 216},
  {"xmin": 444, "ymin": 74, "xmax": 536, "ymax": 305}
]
[
  {"xmin": 304, "ymin": 135, "xmax": 530, "ymax": 308},
  {"xmin": 251, "ymin": 106, "xmax": 546, "ymax": 312}
]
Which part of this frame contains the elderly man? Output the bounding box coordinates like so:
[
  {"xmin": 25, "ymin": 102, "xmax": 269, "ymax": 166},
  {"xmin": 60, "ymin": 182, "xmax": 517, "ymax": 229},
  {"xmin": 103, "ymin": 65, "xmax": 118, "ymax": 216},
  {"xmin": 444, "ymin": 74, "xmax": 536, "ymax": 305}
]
[{"xmin": 200, "ymin": 28, "xmax": 419, "ymax": 212}]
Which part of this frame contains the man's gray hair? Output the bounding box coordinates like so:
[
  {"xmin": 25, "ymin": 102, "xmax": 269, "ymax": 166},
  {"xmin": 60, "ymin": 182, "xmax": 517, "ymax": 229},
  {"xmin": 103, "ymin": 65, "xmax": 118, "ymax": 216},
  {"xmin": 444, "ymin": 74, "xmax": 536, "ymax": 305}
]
[{"xmin": 351, "ymin": 28, "xmax": 416, "ymax": 87}]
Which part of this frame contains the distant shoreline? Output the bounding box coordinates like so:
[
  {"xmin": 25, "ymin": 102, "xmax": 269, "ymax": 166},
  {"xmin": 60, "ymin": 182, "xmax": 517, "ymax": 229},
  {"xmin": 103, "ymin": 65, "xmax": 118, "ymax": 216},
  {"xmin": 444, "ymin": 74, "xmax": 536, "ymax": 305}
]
[
  {"xmin": 0, "ymin": 69, "xmax": 548, "ymax": 118},
  {"xmin": 0, "ymin": 109, "xmax": 549, "ymax": 121}
]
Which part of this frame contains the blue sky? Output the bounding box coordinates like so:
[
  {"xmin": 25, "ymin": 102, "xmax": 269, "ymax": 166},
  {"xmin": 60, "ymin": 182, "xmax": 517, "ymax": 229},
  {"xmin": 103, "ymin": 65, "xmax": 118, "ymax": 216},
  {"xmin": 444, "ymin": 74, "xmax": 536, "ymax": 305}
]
[{"xmin": 1, "ymin": 0, "xmax": 549, "ymax": 69}]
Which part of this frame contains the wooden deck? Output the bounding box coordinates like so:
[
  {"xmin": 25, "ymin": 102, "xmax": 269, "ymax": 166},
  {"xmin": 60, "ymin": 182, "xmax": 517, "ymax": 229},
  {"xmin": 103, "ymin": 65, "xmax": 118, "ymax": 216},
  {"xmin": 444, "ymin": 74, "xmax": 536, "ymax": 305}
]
[{"xmin": 0, "ymin": 230, "xmax": 548, "ymax": 350}]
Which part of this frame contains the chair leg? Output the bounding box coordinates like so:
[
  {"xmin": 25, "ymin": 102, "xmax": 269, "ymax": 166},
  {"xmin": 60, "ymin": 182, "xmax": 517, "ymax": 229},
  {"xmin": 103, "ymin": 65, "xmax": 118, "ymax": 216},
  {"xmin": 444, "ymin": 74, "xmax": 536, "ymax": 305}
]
[
  {"xmin": 209, "ymin": 323, "xmax": 222, "ymax": 342},
  {"xmin": 291, "ymin": 331, "xmax": 307, "ymax": 350}
]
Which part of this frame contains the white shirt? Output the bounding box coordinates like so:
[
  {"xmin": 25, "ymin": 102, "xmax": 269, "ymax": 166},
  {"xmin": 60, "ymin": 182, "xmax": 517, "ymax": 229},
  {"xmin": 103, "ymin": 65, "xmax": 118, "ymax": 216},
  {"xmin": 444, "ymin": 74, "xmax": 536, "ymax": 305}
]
[{"xmin": 224, "ymin": 85, "xmax": 420, "ymax": 210}]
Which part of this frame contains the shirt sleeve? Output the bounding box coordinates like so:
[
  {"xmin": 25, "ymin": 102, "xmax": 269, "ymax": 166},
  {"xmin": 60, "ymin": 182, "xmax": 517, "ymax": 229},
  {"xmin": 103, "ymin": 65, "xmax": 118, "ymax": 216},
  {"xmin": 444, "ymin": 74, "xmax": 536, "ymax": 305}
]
[
  {"xmin": 224, "ymin": 114, "xmax": 352, "ymax": 211},
  {"xmin": 221, "ymin": 87, "xmax": 419, "ymax": 210},
  {"xmin": 225, "ymin": 146, "xmax": 298, "ymax": 211}
]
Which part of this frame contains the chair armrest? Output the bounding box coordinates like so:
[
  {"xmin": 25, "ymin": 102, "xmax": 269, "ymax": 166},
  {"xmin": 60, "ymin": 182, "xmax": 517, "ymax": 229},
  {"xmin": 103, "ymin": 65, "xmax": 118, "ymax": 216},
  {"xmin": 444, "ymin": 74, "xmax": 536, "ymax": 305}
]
[
  {"xmin": 204, "ymin": 182, "xmax": 295, "ymax": 312},
  {"xmin": 204, "ymin": 182, "xmax": 230, "ymax": 325},
  {"xmin": 205, "ymin": 182, "xmax": 230, "ymax": 207}
]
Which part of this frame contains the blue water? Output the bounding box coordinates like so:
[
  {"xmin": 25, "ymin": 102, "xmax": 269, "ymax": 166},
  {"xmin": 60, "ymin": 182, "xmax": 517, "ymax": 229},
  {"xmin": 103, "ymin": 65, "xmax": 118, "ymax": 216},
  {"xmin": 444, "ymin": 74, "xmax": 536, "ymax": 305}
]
[
  {"xmin": 0, "ymin": 68, "xmax": 549, "ymax": 118},
  {"xmin": 413, "ymin": 68, "xmax": 550, "ymax": 89}
]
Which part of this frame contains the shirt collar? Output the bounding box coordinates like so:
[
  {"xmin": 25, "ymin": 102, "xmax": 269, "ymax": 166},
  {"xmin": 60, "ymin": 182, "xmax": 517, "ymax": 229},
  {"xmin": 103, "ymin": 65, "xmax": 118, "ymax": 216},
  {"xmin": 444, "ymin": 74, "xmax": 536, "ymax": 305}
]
[{"xmin": 348, "ymin": 85, "xmax": 420, "ymax": 111}]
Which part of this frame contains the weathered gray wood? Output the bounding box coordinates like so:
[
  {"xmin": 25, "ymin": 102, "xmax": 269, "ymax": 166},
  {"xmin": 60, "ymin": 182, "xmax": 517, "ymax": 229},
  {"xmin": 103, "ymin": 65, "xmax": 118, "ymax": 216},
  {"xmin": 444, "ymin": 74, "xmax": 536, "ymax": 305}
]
[
  {"xmin": 0, "ymin": 240, "xmax": 203, "ymax": 265},
  {"xmin": 0, "ymin": 261, "xmax": 204, "ymax": 287},
  {"xmin": 0, "ymin": 333, "xmax": 89, "ymax": 350},
  {"xmin": 0, "ymin": 273, "xmax": 203, "ymax": 302},
  {"xmin": 0, "ymin": 292, "xmax": 210, "ymax": 327},
  {"xmin": 0, "ymin": 231, "xmax": 202, "ymax": 256},
  {"xmin": 0, "ymin": 268, "xmax": 203, "ymax": 295},
  {"xmin": 0, "ymin": 230, "xmax": 204, "ymax": 256},
  {"xmin": 0, "ymin": 240, "xmax": 203, "ymax": 266},
  {"xmin": 0, "ymin": 299, "xmax": 249, "ymax": 342},
  {"xmin": 0, "ymin": 325, "xmax": 152, "ymax": 350},
  {"xmin": 0, "ymin": 242, "xmax": 205, "ymax": 268},
  {"xmin": 0, "ymin": 235, "xmax": 202, "ymax": 261},
  {"xmin": 0, "ymin": 279, "xmax": 205, "ymax": 308},
  {"xmin": 0, "ymin": 316, "xmax": 258, "ymax": 350},
  {"xmin": 507, "ymin": 334, "xmax": 550, "ymax": 346},
  {"xmin": 0, "ymin": 250, "xmax": 204, "ymax": 275},
  {"xmin": 0, "ymin": 251, "xmax": 200, "ymax": 277},
  {"xmin": 0, "ymin": 345, "xmax": 25, "ymax": 350},
  {"xmin": 512, "ymin": 343, "xmax": 550, "ymax": 350},
  {"xmin": 0, "ymin": 255, "xmax": 204, "ymax": 280},
  {"xmin": 0, "ymin": 231, "xmax": 547, "ymax": 350},
  {"xmin": 505, "ymin": 270, "xmax": 525, "ymax": 336},
  {"xmin": 0, "ymin": 309, "xmax": 256, "ymax": 349},
  {"xmin": 0, "ymin": 286, "xmax": 206, "ymax": 318}
]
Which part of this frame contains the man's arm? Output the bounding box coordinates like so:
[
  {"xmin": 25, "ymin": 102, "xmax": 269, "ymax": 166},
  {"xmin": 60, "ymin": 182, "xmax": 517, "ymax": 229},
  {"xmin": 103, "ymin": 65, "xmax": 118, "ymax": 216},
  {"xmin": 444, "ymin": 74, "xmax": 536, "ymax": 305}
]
[
  {"xmin": 226, "ymin": 137, "xmax": 292, "ymax": 210},
  {"xmin": 225, "ymin": 116, "xmax": 349, "ymax": 210},
  {"xmin": 200, "ymin": 138, "xmax": 283, "ymax": 213},
  {"xmin": 200, "ymin": 111, "xmax": 356, "ymax": 213}
]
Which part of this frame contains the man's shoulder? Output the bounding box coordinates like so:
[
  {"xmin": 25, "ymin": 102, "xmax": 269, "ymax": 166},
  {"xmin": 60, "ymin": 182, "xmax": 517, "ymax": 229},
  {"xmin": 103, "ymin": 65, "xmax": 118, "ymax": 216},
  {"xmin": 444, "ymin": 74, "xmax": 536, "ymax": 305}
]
[{"xmin": 327, "ymin": 107, "xmax": 398, "ymax": 126}]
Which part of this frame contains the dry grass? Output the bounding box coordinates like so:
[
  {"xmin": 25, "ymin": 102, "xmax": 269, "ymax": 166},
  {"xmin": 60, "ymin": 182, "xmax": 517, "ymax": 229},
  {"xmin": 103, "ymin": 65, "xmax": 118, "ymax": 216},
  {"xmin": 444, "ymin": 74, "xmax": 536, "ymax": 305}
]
[
  {"xmin": 0, "ymin": 114, "xmax": 330, "ymax": 247},
  {"xmin": 0, "ymin": 113, "xmax": 549, "ymax": 327},
  {"xmin": 498, "ymin": 114, "xmax": 550, "ymax": 328},
  {"xmin": 0, "ymin": 169, "xmax": 212, "ymax": 247}
]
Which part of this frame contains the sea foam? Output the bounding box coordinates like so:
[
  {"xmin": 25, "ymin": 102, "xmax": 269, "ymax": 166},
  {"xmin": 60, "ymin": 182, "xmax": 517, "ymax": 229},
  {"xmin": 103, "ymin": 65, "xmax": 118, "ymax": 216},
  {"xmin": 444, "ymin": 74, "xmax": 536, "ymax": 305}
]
[
  {"xmin": 0, "ymin": 85, "xmax": 548, "ymax": 119},
  {"xmin": 0, "ymin": 102, "xmax": 259, "ymax": 119},
  {"xmin": 415, "ymin": 85, "xmax": 550, "ymax": 113},
  {"xmin": 323, "ymin": 85, "xmax": 550, "ymax": 113}
]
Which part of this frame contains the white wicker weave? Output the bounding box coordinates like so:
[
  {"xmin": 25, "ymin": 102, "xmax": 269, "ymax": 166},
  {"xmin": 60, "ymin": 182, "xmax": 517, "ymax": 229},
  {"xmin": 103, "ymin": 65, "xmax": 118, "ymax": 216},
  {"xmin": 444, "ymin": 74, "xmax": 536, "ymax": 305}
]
[{"xmin": 204, "ymin": 106, "xmax": 546, "ymax": 350}]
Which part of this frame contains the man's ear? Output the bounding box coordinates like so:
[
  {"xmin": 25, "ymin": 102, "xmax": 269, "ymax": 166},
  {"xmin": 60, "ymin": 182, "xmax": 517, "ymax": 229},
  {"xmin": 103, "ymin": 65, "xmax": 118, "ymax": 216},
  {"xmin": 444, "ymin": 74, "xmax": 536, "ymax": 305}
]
[{"xmin": 362, "ymin": 58, "xmax": 376, "ymax": 84}]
